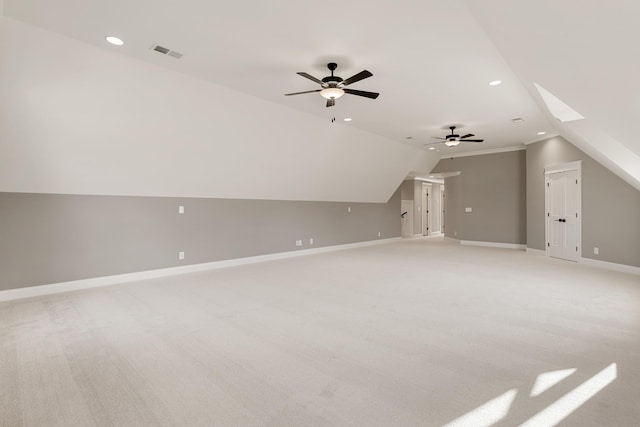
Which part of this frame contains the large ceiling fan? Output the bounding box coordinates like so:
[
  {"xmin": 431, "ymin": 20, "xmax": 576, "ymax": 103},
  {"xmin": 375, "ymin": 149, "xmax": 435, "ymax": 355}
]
[
  {"xmin": 285, "ymin": 62, "xmax": 379, "ymax": 107},
  {"xmin": 427, "ymin": 126, "xmax": 484, "ymax": 147}
]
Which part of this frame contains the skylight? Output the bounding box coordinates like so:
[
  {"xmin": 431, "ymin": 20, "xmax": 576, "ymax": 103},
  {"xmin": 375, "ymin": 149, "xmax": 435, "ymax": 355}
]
[{"xmin": 534, "ymin": 83, "xmax": 585, "ymax": 122}]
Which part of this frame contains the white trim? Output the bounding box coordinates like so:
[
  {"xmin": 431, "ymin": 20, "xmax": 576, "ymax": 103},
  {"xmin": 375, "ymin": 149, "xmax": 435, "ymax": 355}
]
[
  {"xmin": 413, "ymin": 177, "xmax": 445, "ymax": 184},
  {"xmin": 429, "ymin": 171, "xmax": 461, "ymax": 179},
  {"xmin": 544, "ymin": 160, "xmax": 582, "ymax": 175},
  {"xmin": 526, "ymin": 248, "xmax": 546, "ymax": 256},
  {"xmin": 522, "ymin": 133, "xmax": 561, "ymax": 145},
  {"xmin": 441, "ymin": 145, "xmax": 525, "ymax": 159},
  {"xmin": 580, "ymin": 257, "xmax": 640, "ymax": 276},
  {"xmin": 460, "ymin": 240, "xmax": 526, "ymax": 250},
  {"xmin": 0, "ymin": 237, "xmax": 401, "ymax": 302}
]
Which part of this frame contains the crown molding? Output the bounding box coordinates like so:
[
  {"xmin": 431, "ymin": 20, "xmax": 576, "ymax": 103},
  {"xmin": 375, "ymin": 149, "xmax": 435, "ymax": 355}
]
[{"xmin": 440, "ymin": 145, "xmax": 525, "ymax": 159}]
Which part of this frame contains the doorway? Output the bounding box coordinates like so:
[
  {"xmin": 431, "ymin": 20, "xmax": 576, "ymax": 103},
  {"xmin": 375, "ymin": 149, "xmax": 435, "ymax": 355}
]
[{"xmin": 545, "ymin": 162, "xmax": 581, "ymax": 262}]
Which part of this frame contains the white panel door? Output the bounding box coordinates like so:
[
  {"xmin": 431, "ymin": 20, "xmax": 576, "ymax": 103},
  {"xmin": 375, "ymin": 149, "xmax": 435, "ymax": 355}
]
[
  {"xmin": 547, "ymin": 170, "xmax": 579, "ymax": 261},
  {"xmin": 401, "ymin": 200, "xmax": 414, "ymax": 238}
]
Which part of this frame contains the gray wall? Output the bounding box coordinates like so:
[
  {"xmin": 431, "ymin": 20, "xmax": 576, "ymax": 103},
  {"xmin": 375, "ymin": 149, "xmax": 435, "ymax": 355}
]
[
  {"xmin": 400, "ymin": 180, "xmax": 414, "ymax": 200},
  {"xmin": 0, "ymin": 190, "xmax": 401, "ymax": 291},
  {"xmin": 442, "ymin": 175, "xmax": 462, "ymax": 239},
  {"xmin": 527, "ymin": 136, "xmax": 640, "ymax": 266},
  {"xmin": 433, "ymin": 150, "xmax": 527, "ymax": 244}
]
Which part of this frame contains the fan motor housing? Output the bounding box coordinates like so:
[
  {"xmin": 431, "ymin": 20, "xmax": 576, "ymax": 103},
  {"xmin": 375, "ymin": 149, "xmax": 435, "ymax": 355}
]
[{"xmin": 322, "ymin": 76, "xmax": 343, "ymax": 84}]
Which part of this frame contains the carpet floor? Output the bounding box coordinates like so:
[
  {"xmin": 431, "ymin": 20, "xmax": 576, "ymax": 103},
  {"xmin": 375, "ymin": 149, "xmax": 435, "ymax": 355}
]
[{"xmin": 1, "ymin": 237, "xmax": 639, "ymax": 426}]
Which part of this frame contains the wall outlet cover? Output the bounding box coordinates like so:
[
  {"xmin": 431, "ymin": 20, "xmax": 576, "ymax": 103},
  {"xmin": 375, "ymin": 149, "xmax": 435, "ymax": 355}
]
[{"xmin": 178, "ymin": 205, "xmax": 185, "ymax": 214}]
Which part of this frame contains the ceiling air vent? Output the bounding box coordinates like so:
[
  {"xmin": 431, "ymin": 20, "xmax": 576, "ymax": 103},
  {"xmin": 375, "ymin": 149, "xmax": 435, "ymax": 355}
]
[{"xmin": 151, "ymin": 44, "xmax": 183, "ymax": 59}]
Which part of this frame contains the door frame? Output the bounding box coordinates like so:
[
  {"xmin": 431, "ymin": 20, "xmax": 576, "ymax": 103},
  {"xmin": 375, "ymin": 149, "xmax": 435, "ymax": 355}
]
[
  {"xmin": 544, "ymin": 160, "xmax": 582, "ymax": 260},
  {"xmin": 422, "ymin": 183, "xmax": 432, "ymax": 236}
]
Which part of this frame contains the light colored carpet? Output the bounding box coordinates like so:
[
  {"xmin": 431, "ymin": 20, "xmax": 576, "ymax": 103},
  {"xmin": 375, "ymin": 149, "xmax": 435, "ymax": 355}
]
[{"xmin": 1, "ymin": 237, "xmax": 639, "ymax": 426}]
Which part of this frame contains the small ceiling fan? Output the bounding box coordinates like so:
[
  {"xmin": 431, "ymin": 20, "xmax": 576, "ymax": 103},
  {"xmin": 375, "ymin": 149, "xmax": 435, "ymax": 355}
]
[
  {"xmin": 426, "ymin": 126, "xmax": 484, "ymax": 147},
  {"xmin": 285, "ymin": 62, "xmax": 379, "ymax": 107}
]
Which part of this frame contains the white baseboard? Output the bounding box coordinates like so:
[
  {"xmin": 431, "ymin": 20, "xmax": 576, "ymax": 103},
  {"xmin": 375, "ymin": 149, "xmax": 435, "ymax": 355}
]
[
  {"xmin": 0, "ymin": 237, "xmax": 402, "ymax": 302},
  {"xmin": 460, "ymin": 240, "xmax": 526, "ymax": 250},
  {"xmin": 580, "ymin": 257, "xmax": 640, "ymax": 276},
  {"xmin": 526, "ymin": 248, "xmax": 546, "ymax": 256}
]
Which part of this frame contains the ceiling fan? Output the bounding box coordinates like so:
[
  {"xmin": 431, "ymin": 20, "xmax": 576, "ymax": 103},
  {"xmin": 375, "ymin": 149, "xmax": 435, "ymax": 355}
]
[
  {"xmin": 285, "ymin": 62, "xmax": 379, "ymax": 107},
  {"xmin": 427, "ymin": 126, "xmax": 484, "ymax": 147}
]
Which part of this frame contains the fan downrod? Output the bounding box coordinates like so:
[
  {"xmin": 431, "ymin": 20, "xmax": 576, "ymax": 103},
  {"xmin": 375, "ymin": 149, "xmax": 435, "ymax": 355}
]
[{"xmin": 322, "ymin": 63, "xmax": 342, "ymax": 84}]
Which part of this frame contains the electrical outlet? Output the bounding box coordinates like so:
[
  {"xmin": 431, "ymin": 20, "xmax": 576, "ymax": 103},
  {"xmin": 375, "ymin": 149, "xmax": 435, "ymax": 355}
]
[
  {"xmin": 594, "ymin": 247, "xmax": 599, "ymax": 255},
  {"xmin": 348, "ymin": 206, "xmax": 351, "ymax": 213},
  {"xmin": 465, "ymin": 207, "xmax": 472, "ymax": 213},
  {"xmin": 178, "ymin": 251, "xmax": 185, "ymax": 260},
  {"xmin": 378, "ymin": 231, "xmax": 381, "ymax": 237},
  {"xmin": 178, "ymin": 205, "xmax": 185, "ymax": 214},
  {"xmin": 295, "ymin": 240, "xmax": 302, "ymax": 247},
  {"xmin": 309, "ymin": 238, "xmax": 314, "ymax": 245}
]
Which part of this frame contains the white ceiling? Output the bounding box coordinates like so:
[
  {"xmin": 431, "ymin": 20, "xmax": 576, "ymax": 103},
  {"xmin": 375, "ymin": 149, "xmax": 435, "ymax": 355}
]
[
  {"xmin": 4, "ymin": 0, "xmax": 639, "ymax": 191},
  {"xmin": 2, "ymin": 0, "xmax": 555, "ymax": 157}
]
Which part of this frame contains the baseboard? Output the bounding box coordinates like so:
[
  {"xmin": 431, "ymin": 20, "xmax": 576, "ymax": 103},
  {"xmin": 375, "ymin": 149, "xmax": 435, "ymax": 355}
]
[
  {"xmin": 444, "ymin": 236, "xmax": 460, "ymax": 243},
  {"xmin": 526, "ymin": 248, "xmax": 546, "ymax": 256},
  {"xmin": 460, "ymin": 240, "xmax": 526, "ymax": 250},
  {"xmin": 0, "ymin": 237, "xmax": 402, "ymax": 302},
  {"xmin": 579, "ymin": 257, "xmax": 640, "ymax": 276}
]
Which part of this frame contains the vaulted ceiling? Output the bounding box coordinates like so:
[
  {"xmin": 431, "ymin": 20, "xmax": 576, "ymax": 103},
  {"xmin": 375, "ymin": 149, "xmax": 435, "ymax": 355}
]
[{"xmin": 2, "ymin": 0, "xmax": 638, "ymax": 198}]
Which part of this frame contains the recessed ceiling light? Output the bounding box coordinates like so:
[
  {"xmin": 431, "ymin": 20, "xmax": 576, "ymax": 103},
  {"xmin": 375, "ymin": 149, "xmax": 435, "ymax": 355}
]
[
  {"xmin": 489, "ymin": 80, "xmax": 502, "ymax": 86},
  {"xmin": 105, "ymin": 36, "xmax": 124, "ymax": 46},
  {"xmin": 428, "ymin": 147, "xmax": 435, "ymax": 150},
  {"xmin": 429, "ymin": 175, "xmax": 434, "ymax": 178},
  {"xmin": 537, "ymin": 131, "xmax": 547, "ymax": 135},
  {"xmin": 344, "ymin": 118, "xmax": 352, "ymax": 122}
]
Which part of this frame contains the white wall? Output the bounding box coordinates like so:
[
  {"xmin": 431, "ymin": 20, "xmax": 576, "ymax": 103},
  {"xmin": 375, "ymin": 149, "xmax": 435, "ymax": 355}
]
[{"xmin": 0, "ymin": 18, "xmax": 439, "ymax": 202}]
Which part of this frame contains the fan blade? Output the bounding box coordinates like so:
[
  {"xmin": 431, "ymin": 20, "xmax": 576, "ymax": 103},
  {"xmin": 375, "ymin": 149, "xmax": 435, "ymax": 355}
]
[
  {"xmin": 431, "ymin": 136, "xmax": 446, "ymax": 140},
  {"xmin": 460, "ymin": 133, "xmax": 474, "ymax": 139},
  {"xmin": 343, "ymin": 88, "xmax": 379, "ymax": 99},
  {"xmin": 424, "ymin": 141, "xmax": 443, "ymax": 146},
  {"xmin": 296, "ymin": 72, "xmax": 324, "ymax": 85},
  {"xmin": 326, "ymin": 98, "xmax": 335, "ymax": 108},
  {"xmin": 341, "ymin": 70, "xmax": 373, "ymax": 86},
  {"xmin": 284, "ymin": 89, "xmax": 321, "ymax": 96},
  {"xmin": 463, "ymin": 139, "xmax": 484, "ymax": 143}
]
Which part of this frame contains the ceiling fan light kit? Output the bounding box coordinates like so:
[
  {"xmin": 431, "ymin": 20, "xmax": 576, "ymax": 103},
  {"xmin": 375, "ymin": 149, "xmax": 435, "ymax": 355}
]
[
  {"xmin": 427, "ymin": 126, "xmax": 484, "ymax": 148},
  {"xmin": 320, "ymin": 87, "xmax": 345, "ymax": 100},
  {"xmin": 285, "ymin": 62, "xmax": 379, "ymax": 107},
  {"xmin": 445, "ymin": 139, "xmax": 461, "ymax": 147}
]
